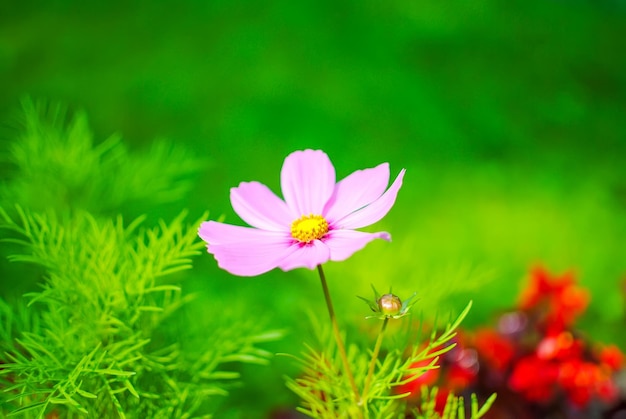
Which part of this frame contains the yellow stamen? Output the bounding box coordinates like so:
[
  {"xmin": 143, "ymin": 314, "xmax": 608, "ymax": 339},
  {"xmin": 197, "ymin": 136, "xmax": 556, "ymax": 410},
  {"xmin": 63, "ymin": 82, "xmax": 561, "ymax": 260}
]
[{"xmin": 290, "ymin": 214, "xmax": 329, "ymax": 243}]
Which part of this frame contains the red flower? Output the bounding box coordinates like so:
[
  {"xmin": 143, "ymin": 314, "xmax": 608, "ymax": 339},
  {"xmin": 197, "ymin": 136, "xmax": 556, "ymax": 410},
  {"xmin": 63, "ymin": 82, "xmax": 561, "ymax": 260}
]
[
  {"xmin": 597, "ymin": 344, "xmax": 624, "ymax": 372},
  {"xmin": 536, "ymin": 331, "xmax": 583, "ymax": 361},
  {"xmin": 518, "ymin": 267, "xmax": 589, "ymax": 334},
  {"xmin": 508, "ymin": 355, "xmax": 560, "ymax": 403},
  {"xmin": 558, "ymin": 360, "xmax": 618, "ymax": 407},
  {"xmin": 446, "ymin": 348, "xmax": 479, "ymax": 390},
  {"xmin": 507, "ymin": 334, "xmax": 620, "ymax": 408},
  {"xmin": 473, "ymin": 328, "xmax": 515, "ymax": 372}
]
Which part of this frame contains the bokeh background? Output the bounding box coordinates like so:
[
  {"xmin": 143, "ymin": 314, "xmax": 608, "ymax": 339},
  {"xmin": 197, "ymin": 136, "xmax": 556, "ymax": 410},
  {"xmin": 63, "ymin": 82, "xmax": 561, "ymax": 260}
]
[{"xmin": 1, "ymin": 0, "xmax": 625, "ymax": 416}]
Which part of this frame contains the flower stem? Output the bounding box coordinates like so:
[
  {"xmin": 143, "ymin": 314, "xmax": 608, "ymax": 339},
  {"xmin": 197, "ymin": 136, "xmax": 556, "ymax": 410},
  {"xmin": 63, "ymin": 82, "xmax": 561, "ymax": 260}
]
[
  {"xmin": 362, "ymin": 317, "xmax": 388, "ymax": 401},
  {"xmin": 316, "ymin": 264, "xmax": 361, "ymax": 403}
]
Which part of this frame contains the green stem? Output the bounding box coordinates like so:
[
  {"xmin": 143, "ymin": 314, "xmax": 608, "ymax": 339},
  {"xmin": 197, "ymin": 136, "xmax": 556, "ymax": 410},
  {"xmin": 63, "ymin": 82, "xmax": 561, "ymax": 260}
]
[
  {"xmin": 316, "ymin": 264, "xmax": 361, "ymax": 404},
  {"xmin": 362, "ymin": 317, "xmax": 388, "ymax": 402}
]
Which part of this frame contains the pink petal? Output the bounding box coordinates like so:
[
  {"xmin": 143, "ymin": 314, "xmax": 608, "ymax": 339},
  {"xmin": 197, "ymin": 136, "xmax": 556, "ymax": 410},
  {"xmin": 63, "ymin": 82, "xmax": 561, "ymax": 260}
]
[
  {"xmin": 230, "ymin": 181, "xmax": 292, "ymax": 231},
  {"xmin": 333, "ymin": 169, "xmax": 405, "ymax": 230},
  {"xmin": 199, "ymin": 221, "xmax": 286, "ymax": 244},
  {"xmin": 277, "ymin": 240, "xmax": 331, "ymax": 271},
  {"xmin": 280, "ymin": 149, "xmax": 336, "ymax": 216},
  {"xmin": 198, "ymin": 221, "xmax": 294, "ymax": 276},
  {"xmin": 323, "ymin": 162, "xmax": 390, "ymax": 224},
  {"xmin": 325, "ymin": 230, "xmax": 391, "ymax": 262}
]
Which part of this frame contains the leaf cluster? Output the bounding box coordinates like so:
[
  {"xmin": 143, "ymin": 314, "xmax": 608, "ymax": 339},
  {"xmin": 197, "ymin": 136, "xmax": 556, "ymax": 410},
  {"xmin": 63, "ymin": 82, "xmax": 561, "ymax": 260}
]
[
  {"xmin": 285, "ymin": 302, "xmax": 494, "ymax": 419},
  {"xmin": 0, "ymin": 100, "xmax": 283, "ymax": 418},
  {"xmin": 413, "ymin": 388, "xmax": 495, "ymax": 419},
  {"xmin": 0, "ymin": 207, "xmax": 282, "ymax": 418},
  {"xmin": 0, "ymin": 98, "xmax": 204, "ymax": 217}
]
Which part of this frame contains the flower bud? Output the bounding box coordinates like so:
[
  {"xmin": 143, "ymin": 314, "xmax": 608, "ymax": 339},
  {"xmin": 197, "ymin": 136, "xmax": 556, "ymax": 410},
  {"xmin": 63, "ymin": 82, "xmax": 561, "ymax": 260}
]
[{"xmin": 377, "ymin": 294, "xmax": 402, "ymax": 316}]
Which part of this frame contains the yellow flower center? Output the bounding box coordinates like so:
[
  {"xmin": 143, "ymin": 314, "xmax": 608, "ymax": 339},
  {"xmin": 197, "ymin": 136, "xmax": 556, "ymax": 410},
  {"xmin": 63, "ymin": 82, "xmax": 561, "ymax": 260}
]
[{"xmin": 290, "ymin": 214, "xmax": 329, "ymax": 243}]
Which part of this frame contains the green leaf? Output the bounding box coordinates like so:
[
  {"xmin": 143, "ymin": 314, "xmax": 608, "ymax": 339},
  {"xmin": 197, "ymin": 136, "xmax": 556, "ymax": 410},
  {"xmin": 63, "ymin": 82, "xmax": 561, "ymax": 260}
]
[
  {"xmin": 200, "ymin": 371, "xmax": 240, "ymax": 380},
  {"xmin": 75, "ymin": 388, "xmax": 97, "ymax": 399},
  {"xmin": 7, "ymin": 402, "xmax": 47, "ymax": 417},
  {"xmin": 94, "ymin": 369, "xmax": 136, "ymax": 377}
]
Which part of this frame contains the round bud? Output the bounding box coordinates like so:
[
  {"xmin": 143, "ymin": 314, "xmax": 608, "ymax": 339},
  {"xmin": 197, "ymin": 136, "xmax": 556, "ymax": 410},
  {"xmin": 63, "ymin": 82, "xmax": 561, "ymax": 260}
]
[{"xmin": 378, "ymin": 293, "xmax": 402, "ymax": 316}]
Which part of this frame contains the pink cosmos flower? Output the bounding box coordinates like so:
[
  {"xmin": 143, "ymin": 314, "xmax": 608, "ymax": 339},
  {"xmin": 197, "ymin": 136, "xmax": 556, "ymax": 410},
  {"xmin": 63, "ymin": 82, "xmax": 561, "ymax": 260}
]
[{"xmin": 198, "ymin": 149, "xmax": 405, "ymax": 276}]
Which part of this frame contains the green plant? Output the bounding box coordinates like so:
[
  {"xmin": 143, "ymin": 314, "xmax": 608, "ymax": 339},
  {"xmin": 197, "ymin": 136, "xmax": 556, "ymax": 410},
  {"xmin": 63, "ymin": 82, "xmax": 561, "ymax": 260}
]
[
  {"xmin": 1, "ymin": 98, "xmax": 203, "ymax": 218},
  {"xmin": 0, "ymin": 100, "xmax": 283, "ymax": 418},
  {"xmin": 284, "ymin": 301, "xmax": 494, "ymax": 418},
  {"xmin": 413, "ymin": 388, "xmax": 495, "ymax": 419}
]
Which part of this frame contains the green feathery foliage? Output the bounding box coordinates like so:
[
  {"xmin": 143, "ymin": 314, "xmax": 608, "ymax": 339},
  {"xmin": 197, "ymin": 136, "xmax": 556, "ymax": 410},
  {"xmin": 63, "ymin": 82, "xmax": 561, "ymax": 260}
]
[
  {"xmin": 413, "ymin": 388, "xmax": 496, "ymax": 419},
  {"xmin": 0, "ymin": 100, "xmax": 284, "ymax": 418},
  {"xmin": 284, "ymin": 302, "xmax": 494, "ymax": 419},
  {"xmin": 0, "ymin": 207, "xmax": 283, "ymax": 418},
  {"xmin": 0, "ymin": 98, "xmax": 204, "ymax": 217}
]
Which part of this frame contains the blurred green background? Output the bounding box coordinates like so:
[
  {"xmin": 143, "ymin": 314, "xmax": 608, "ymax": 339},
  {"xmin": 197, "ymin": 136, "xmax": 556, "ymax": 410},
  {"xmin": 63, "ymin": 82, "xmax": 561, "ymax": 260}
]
[{"xmin": 1, "ymin": 0, "xmax": 625, "ymax": 416}]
